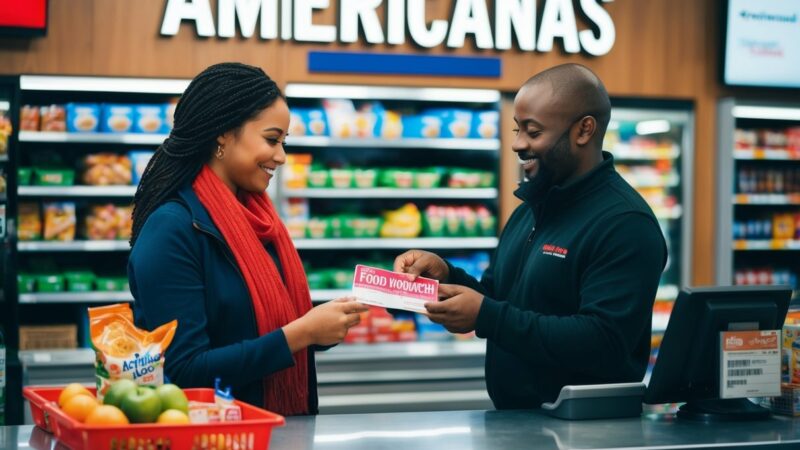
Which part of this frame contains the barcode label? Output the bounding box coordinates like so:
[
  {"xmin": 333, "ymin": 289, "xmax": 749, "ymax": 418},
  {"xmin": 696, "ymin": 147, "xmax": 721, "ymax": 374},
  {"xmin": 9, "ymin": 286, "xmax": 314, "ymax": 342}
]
[
  {"xmin": 727, "ymin": 379, "xmax": 748, "ymax": 388},
  {"xmin": 727, "ymin": 360, "xmax": 751, "ymax": 368},
  {"xmin": 728, "ymin": 368, "xmax": 763, "ymax": 377}
]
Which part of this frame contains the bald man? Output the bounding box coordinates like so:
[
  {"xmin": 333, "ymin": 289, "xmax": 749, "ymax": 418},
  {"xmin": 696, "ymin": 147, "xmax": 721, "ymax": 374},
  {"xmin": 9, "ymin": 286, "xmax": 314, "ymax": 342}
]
[{"xmin": 395, "ymin": 64, "xmax": 667, "ymax": 409}]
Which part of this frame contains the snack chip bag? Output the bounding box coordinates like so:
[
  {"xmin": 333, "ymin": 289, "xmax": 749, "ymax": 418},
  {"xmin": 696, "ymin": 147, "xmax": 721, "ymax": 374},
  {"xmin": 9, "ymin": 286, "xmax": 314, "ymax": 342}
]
[{"xmin": 88, "ymin": 303, "xmax": 177, "ymax": 400}]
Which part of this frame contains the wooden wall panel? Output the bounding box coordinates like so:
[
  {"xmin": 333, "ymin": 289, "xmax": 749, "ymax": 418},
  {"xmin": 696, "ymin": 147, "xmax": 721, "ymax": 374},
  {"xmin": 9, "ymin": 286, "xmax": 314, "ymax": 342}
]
[{"xmin": 2, "ymin": 0, "xmax": 800, "ymax": 284}]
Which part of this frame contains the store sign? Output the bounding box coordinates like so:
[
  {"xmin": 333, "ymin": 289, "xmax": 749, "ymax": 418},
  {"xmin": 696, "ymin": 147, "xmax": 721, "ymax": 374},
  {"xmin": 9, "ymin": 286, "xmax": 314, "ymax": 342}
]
[{"xmin": 160, "ymin": 0, "xmax": 616, "ymax": 56}]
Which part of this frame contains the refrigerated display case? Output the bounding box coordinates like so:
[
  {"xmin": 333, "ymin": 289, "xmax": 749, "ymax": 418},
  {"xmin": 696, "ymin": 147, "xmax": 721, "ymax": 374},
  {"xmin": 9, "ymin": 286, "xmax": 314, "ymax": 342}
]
[
  {"xmin": 604, "ymin": 102, "xmax": 694, "ymax": 377},
  {"xmin": 716, "ymin": 99, "xmax": 800, "ymax": 303}
]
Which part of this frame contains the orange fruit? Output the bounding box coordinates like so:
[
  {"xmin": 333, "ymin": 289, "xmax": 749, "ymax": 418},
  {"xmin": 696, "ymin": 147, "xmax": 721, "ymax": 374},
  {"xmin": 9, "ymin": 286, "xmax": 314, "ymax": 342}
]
[
  {"xmin": 61, "ymin": 394, "xmax": 99, "ymax": 423},
  {"xmin": 85, "ymin": 405, "xmax": 130, "ymax": 426},
  {"xmin": 58, "ymin": 383, "xmax": 93, "ymax": 407},
  {"xmin": 156, "ymin": 409, "xmax": 190, "ymax": 425}
]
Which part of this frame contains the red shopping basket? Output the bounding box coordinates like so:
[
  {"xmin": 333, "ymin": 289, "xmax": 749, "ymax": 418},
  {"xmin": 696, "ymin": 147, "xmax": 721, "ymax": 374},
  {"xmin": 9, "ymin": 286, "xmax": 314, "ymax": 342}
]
[{"xmin": 24, "ymin": 386, "xmax": 285, "ymax": 450}]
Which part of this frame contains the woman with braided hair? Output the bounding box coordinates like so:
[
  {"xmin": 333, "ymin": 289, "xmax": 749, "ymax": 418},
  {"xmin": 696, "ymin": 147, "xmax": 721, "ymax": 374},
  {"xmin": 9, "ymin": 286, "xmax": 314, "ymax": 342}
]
[{"xmin": 128, "ymin": 62, "xmax": 368, "ymax": 415}]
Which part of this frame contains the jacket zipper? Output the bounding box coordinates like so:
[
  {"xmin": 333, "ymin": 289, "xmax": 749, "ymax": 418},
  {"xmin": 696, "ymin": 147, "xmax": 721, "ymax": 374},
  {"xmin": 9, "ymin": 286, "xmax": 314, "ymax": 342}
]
[{"xmin": 192, "ymin": 221, "xmax": 261, "ymax": 335}]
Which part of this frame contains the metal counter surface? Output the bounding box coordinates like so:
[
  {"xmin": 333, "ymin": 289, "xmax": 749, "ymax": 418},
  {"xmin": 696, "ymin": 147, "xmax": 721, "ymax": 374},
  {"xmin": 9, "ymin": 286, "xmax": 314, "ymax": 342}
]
[{"xmin": 3, "ymin": 409, "xmax": 800, "ymax": 450}]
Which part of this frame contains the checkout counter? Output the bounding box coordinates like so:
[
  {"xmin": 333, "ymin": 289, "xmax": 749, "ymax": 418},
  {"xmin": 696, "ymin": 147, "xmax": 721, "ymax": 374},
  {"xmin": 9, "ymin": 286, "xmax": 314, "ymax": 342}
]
[{"xmin": 2, "ymin": 408, "xmax": 800, "ymax": 449}]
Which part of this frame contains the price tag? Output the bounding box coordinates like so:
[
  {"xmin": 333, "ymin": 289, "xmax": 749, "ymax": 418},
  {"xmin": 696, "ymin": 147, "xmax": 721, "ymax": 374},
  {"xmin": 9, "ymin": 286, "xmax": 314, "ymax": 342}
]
[
  {"xmin": 720, "ymin": 330, "xmax": 781, "ymax": 399},
  {"xmin": 352, "ymin": 265, "xmax": 438, "ymax": 313}
]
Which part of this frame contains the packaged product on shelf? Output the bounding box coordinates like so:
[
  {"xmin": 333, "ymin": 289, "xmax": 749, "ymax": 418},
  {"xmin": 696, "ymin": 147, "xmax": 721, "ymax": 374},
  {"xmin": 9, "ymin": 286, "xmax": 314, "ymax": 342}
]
[
  {"xmin": 344, "ymin": 309, "xmax": 372, "ymax": 344},
  {"xmin": 393, "ymin": 314, "xmax": 418, "ymax": 342},
  {"xmin": 471, "ymin": 111, "xmax": 499, "ymax": 139},
  {"xmin": 306, "ymin": 270, "xmax": 330, "ymax": 290},
  {"xmin": 380, "ymin": 168, "xmax": 414, "ymax": 188},
  {"xmin": 101, "ymin": 104, "xmax": 135, "ymax": 133},
  {"xmin": 18, "ymin": 203, "xmax": 42, "ymax": 241},
  {"xmin": 349, "ymin": 216, "xmax": 382, "ymax": 238},
  {"xmin": 85, "ymin": 204, "xmax": 130, "ymax": 240},
  {"xmin": 35, "ymin": 274, "xmax": 65, "ymax": 293},
  {"xmin": 66, "ymin": 103, "xmax": 100, "ymax": 133},
  {"xmin": 448, "ymin": 168, "xmax": 482, "ymax": 188},
  {"xmin": 0, "ymin": 110, "xmax": 11, "ymax": 155},
  {"xmin": 414, "ymin": 169, "xmax": 442, "ymax": 189},
  {"xmin": 477, "ymin": 206, "xmax": 497, "ymax": 237},
  {"xmin": 444, "ymin": 207, "xmax": 462, "ymax": 236},
  {"xmin": 423, "ymin": 206, "xmax": 446, "ymax": 237},
  {"xmin": 133, "ymin": 104, "xmax": 167, "ymax": 134},
  {"xmin": 788, "ymin": 128, "xmax": 800, "ymax": 151},
  {"xmin": 322, "ymin": 99, "xmax": 357, "ymax": 138},
  {"xmin": 402, "ymin": 114, "xmax": 442, "ymax": 139},
  {"xmin": 335, "ymin": 215, "xmax": 354, "ymax": 238},
  {"xmin": 734, "ymin": 128, "xmax": 758, "ymax": 148},
  {"xmin": 329, "ymin": 269, "xmax": 354, "ymax": 289},
  {"xmin": 370, "ymin": 307, "xmax": 396, "ymax": 343},
  {"xmin": 89, "ymin": 303, "xmax": 177, "ymax": 398},
  {"xmin": 461, "ymin": 206, "xmax": 479, "ymax": 237},
  {"xmin": 283, "ymin": 154, "xmax": 312, "ymax": 189},
  {"xmin": 20, "ymin": 105, "xmax": 40, "ymax": 131},
  {"xmin": 426, "ymin": 109, "xmax": 472, "ymax": 139},
  {"xmin": 128, "ymin": 150, "xmax": 155, "ymax": 185},
  {"xmin": 478, "ymin": 171, "xmax": 496, "ymax": 188},
  {"xmin": 33, "ymin": 167, "xmax": 75, "ymax": 186},
  {"xmin": 95, "ymin": 276, "xmax": 129, "ymax": 292},
  {"xmin": 116, "ymin": 205, "xmax": 133, "ymax": 240},
  {"xmin": 17, "ymin": 274, "xmax": 36, "ymax": 293},
  {"xmin": 307, "ymin": 217, "xmax": 329, "ymax": 239},
  {"xmin": 40, "ymin": 105, "xmax": 66, "ymax": 132},
  {"xmin": 353, "ymin": 168, "xmax": 378, "ymax": 188},
  {"xmin": 82, "ymin": 153, "xmax": 133, "ymax": 185},
  {"xmin": 353, "ymin": 103, "xmax": 381, "ymax": 138},
  {"xmin": 165, "ymin": 99, "xmax": 178, "ymax": 130},
  {"xmin": 330, "ymin": 168, "xmax": 354, "ymax": 188},
  {"xmin": 760, "ymin": 130, "xmax": 788, "ymax": 148},
  {"xmin": 774, "ymin": 214, "xmax": 795, "ymax": 240},
  {"xmin": 19, "ymin": 324, "xmax": 77, "ymax": 350},
  {"xmin": 43, "ymin": 202, "xmax": 77, "ymax": 241},
  {"xmin": 380, "ymin": 203, "xmax": 421, "ymax": 238},
  {"xmin": 64, "ymin": 270, "xmax": 96, "ymax": 292},
  {"xmin": 282, "ymin": 198, "xmax": 309, "ymax": 239},
  {"xmin": 378, "ymin": 110, "xmax": 403, "ymax": 139},
  {"xmin": 783, "ymin": 324, "xmax": 800, "ymax": 384},
  {"xmin": 289, "ymin": 108, "xmax": 328, "ymax": 137},
  {"xmin": 308, "ymin": 165, "xmax": 330, "ymax": 188}
]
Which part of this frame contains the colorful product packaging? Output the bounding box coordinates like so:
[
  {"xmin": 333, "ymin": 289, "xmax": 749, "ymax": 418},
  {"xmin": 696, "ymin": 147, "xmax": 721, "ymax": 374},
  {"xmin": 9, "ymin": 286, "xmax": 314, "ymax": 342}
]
[
  {"xmin": 43, "ymin": 202, "xmax": 77, "ymax": 241},
  {"xmin": 66, "ymin": 103, "xmax": 101, "ymax": 133},
  {"xmin": 101, "ymin": 104, "xmax": 135, "ymax": 133},
  {"xmin": 88, "ymin": 303, "xmax": 177, "ymax": 400},
  {"xmin": 133, "ymin": 104, "xmax": 167, "ymax": 134},
  {"xmin": 128, "ymin": 150, "xmax": 155, "ymax": 185}
]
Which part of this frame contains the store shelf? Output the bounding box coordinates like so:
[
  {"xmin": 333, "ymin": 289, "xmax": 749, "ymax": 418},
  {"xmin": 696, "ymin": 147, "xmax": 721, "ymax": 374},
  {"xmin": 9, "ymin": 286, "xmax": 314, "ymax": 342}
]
[
  {"xmin": 19, "ymin": 291, "xmax": 133, "ymax": 304},
  {"xmin": 287, "ymin": 136, "xmax": 500, "ymax": 151},
  {"xmin": 18, "ymin": 240, "xmax": 130, "ymax": 252},
  {"xmin": 20, "ymin": 75, "xmax": 190, "ymax": 94},
  {"xmin": 734, "ymin": 147, "xmax": 800, "ymax": 161},
  {"xmin": 293, "ymin": 237, "xmax": 498, "ymax": 250},
  {"xmin": 734, "ymin": 193, "xmax": 800, "ymax": 205},
  {"xmin": 311, "ymin": 289, "xmax": 351, "ymax": 302},
  {"xmin": 733, "ymin": 240, "xmax": 800, "ymax": 251},
  {"xmin": 19, "ymin": 131, "xmax": 167, "ymax": 145},
  {"xmin": 318, "ymin": 341, "xmax": 485, "ymax": 362},
  {"xmin": 625, "ymin": 177, "xmax": 680, "ymax": 189},
  {"xmin": 656, "ymin": 284, "xmax": 680, "ymax": 301},
  {"xmin": 653, "ymin": 205, "xmax": 683, "ymax": 220},
  {"xmin": 283, "ymin": 188, "xmax": 498, "ymax": 199},
  {"xmin": 19, "ymin": 348, "xmax": 95, "ymax": 367},
  {"xmin": 19, "ymin": 185, "xmax": 137, "ymax": 197},
  {"xmin": 285, "ymin": 84, "xmax": 500, "ymax": 103},
  {"xmin": 731, "ymin": 105, "xmax": 800, "ymax": 121},
  {"xmin": 610, "ymin": 144, "xmax": 680, "ymax": 161}
]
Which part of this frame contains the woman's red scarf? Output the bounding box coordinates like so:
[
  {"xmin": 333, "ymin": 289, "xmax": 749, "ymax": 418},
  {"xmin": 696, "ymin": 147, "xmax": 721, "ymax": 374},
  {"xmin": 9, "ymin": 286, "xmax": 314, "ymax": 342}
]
[{"xmin": 193, "ymin": 165, "xmax": 312, "ymax": 415}]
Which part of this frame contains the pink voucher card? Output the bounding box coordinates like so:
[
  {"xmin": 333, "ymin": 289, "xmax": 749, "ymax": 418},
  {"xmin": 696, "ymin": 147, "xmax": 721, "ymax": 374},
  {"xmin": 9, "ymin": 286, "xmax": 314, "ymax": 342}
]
[{"xmin": 352, "ymin": 265, "xmax": 439, "ymax": 313}]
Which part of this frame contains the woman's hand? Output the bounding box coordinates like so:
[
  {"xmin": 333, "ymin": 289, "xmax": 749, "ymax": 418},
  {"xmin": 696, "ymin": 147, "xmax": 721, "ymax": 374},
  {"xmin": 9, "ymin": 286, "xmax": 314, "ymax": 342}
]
[{"xmin": 283, "ymin": 297, "xmax": 369, "ymax": 351}]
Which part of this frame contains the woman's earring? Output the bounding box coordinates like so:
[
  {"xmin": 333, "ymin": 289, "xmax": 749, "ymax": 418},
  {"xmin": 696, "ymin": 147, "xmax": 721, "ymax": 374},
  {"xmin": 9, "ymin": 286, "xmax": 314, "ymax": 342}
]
[{"xmin": 215, "ymin": 145, "xmax": 225, "ymax": 160}]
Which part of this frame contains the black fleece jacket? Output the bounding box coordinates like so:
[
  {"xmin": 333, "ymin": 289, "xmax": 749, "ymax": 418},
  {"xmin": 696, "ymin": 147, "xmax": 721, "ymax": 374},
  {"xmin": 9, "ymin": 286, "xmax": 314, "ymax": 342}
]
[{"xmin": 447, "ymin": 151, "xmax": 667, "ymax": 409}]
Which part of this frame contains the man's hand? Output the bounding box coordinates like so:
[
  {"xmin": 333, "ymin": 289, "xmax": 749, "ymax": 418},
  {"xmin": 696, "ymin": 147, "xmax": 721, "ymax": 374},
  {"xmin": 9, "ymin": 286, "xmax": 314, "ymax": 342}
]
[
  {"xmin": 424, "ymin": 284, "xmax": 483, "ymax": 334},
  {"xmin": 394, "ymin": 249, "xmax": 449, "ymax": 282}
]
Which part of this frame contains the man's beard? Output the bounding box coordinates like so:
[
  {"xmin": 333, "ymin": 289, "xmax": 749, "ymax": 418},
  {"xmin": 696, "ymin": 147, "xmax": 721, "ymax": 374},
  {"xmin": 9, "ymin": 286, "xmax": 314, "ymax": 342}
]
[{"xmin": 521, "ymin": 130, "xmax": 572, "ymax": 199}]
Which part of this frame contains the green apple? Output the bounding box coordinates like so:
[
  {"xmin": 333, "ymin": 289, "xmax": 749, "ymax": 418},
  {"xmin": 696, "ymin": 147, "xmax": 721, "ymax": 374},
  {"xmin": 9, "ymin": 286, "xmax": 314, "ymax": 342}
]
[
  {"xmin": 103, "ymin": 379, "xmax": 139, "ymax": 408},
  {"xmin": 155, "ymin": 384, "xmax": 189, "ymax": 413},
  {"xmin": 121, "ymin": 387, "xmax": 163, "ymax": 423}
]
